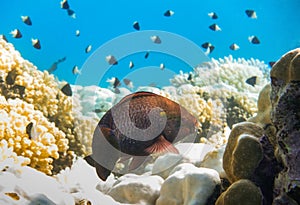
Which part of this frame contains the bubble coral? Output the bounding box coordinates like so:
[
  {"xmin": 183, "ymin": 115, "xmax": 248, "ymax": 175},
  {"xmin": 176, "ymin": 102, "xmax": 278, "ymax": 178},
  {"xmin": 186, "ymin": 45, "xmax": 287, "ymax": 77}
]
[{"xmin": 0, "ymin": 96, "xmax": 68, "ymax": 175}]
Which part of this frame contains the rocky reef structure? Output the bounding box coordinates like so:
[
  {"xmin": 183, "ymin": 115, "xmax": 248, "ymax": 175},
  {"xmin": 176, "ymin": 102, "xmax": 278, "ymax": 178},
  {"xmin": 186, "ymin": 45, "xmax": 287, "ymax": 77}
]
[
  {"xmin": 221, "ymin": 48, "xmax": 300, "ymax": 205},
  {"xmin": 270, "ymin": 48, "xmax": 300, "ymax": 204},
  {"xmin": 5, "ymin": 38, "xmax": 296, "ymax": 204}
]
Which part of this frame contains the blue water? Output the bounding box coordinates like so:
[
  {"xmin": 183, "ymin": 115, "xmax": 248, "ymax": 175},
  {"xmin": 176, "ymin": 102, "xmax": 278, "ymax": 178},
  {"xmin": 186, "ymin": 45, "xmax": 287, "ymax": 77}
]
[{"xmin": 1, "ymin": 0, "xmax": 300, "ymax": 87}]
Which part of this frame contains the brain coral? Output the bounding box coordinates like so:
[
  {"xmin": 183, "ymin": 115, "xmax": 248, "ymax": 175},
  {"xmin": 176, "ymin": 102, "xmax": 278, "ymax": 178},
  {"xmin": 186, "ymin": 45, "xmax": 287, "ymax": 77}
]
[
  {"xmin": 0, "ymin": 38, "xmax": 84, "ymax": 174},
  {"xmin": 0, "ymin": 96, "xmax": 68, "ymax": 175}
]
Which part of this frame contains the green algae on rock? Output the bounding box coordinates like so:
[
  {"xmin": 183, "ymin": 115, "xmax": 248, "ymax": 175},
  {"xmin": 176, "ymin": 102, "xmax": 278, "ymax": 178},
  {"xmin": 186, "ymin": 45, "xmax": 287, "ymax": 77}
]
[
  {"xmin": 215, "ymin": 179, "xmax": 263, "ymax": 205},
  {"xmin": 269, "ymin": 48, "xmax": 300, "ymax": 204},
  {"xmin": 223, "ymin": 122, "xmax": 264, "ymax": 183}
]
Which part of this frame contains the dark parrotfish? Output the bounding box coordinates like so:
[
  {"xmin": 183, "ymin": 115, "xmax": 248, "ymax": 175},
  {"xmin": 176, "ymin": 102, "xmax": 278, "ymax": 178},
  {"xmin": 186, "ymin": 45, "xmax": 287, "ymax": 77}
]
[{"xmin": 85, "ymin": 91, "xmax": 199, "ymax": 181}]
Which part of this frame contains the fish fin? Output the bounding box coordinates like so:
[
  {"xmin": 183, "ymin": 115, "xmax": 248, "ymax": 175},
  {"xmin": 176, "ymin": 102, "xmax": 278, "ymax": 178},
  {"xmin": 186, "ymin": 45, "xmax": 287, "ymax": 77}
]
[
  {"xmin": 84, "ymin": 155, "xmax": 96, "ymax": 167},
  {"xmin": 145, "ymin": 135, "xmax": 179, "ymax": 155},
  {"xmin": 118, "ymin": 154, "xmax": 132, "ymax": 163},
  {"xmin": 84, "ymin": 155, "xmax": 112, "ymax": 181},
  {"xmin": 129, "ymin": 156, "xmax": 148, "ymax": 171},
  {"xmin": 95, "ymin": 163, "xmax": 112, "ymax": 181}
]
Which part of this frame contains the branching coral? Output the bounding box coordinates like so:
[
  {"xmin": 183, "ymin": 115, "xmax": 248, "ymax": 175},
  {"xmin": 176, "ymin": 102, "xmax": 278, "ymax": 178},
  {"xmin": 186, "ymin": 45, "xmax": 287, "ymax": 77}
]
[
  {"xmin": 0, "ymin": 96, "xmax": 68, "ymax": 174},
  {"xmin": 0, "ymin": 139, "xmax": 30, "ymax": 173},
  {"xmin": 0, "ymin": 38, "xmax": 84, "ymax": 174},
  {"xmin": 168, "ymin": 55, "xmax": 270, "ymax": 145}
]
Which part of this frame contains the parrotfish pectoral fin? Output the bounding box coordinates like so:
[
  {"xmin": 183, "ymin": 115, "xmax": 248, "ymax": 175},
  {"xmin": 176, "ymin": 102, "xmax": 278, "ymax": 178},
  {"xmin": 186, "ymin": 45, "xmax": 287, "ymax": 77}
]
[
  {"xmin": 95, "ymin": 163, "xmax": 112, "ymax": 181},
  {"xmin": 145, "ymin": 135, "xmax": 179, "ymax": 155}
]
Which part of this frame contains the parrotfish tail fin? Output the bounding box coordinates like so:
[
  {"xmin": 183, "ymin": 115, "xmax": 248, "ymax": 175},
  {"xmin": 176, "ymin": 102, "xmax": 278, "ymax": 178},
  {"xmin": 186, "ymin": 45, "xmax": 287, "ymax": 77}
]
[
  {"xmin": 84, "ymin": 155, "xmax": 112, "ymax": 181},
  {"xmin": 95, "ymin": 163, "xmax": 112, "ymax": 181},
  {"xmin": 84, "ymin": 155, "xmax": 96, "ymax": 167},
  {"xmin": 145, "ymin": 135, "xmax": 179, "ymax": 155},
  {"xmin": 128, "ymin": 156, "xmax": 148, "ymax": 171}
]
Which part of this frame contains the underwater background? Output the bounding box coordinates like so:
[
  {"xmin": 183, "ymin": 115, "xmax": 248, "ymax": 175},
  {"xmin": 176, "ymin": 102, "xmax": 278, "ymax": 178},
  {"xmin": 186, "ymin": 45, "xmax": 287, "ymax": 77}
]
[
  {"xmin": 1, "ymin": 0, "xmax": 300, "ymax": 87},
  {"xmin": 1, "ymin": 0, "xmax": 300, "ymax": 204}
]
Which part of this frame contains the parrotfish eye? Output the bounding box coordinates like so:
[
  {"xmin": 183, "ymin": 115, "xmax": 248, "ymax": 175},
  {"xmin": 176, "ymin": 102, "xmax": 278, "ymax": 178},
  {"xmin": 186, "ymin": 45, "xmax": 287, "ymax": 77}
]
[{"xmin": 159, "ymin": 111, "xmax": 167, "ymax": 117}]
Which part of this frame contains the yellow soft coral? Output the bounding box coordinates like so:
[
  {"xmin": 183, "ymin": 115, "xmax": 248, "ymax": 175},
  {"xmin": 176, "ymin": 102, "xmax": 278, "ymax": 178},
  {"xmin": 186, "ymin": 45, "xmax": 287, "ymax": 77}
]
[{"xmin": 0, "ymin": 96, "xmax": 68, "ymax": 175}]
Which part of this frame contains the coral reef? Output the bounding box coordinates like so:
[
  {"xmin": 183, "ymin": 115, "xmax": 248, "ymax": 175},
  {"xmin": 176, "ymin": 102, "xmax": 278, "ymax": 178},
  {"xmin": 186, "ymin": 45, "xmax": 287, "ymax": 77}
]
[
  {"xmin": 219, "ymin": 49, "xmax": 300, "ymax": 205},
  {"xmin": 0, "ymin": 39, "xmax": 85, "ymax": 174},
  {"xmin": 0, "ymin": 139, "xmax": 30, "ymax": 173},
  {"xmin": 215, "ymin": 179, "xmax": 263, "ymax": 205},
  {"xmin": 200, "ymin": 145, "xmax": 226, "ymax": 178},
  {"xmin": 2, "ymin": 38, "xmax": 283, "ymax": 204},
  {"xmin": 156, "ymin": 163, "xmax": 221, "ymax": 205},
  {"xmin": 169, "ymin": 55, "xmax": 269, "ymax": 144},
  {"xmin": 151, "ymin": 153, "xmax": 190, "ymax": 179},
  {"xmin": 107, "ymin": 174, "xmax": 164, "ymax": 205},
  {"xmin": 223, "ymin": 122, "xmax": 264, "ymax": 183},
  {"xmin": 248, "ymin": 84, "xmax": 272, "ymax": 127},
  {"xmin": 171, "ymin": 55, "xmax": 269, "ymax": 96},
  {"xmin": 270, "ymin": 48, "xmax": 300, "ymax": 204},
  {"xmin": 0, "ymin": 157, "xmax": 121, "ymax": 205},
  {"xmin": 0, "ymin": 96, "xmax": 68, "ymax": 174}
]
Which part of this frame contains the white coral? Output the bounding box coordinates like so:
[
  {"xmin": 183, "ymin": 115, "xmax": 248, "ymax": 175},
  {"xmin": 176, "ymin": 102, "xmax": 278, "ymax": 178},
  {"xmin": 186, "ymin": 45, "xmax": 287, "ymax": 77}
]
[{"xmin": 157, "ymin": 163, "xmax": 221, "ymax": 205}]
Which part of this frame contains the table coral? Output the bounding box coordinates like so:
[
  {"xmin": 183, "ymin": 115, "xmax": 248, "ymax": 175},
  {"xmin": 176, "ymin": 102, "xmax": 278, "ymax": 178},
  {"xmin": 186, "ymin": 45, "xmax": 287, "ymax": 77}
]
[{"xmin": 0, "ymin": 96, "xmax": 68, "ymax": 175}]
